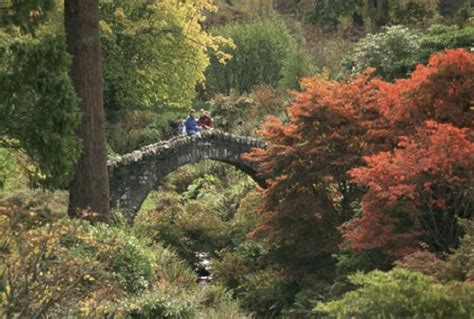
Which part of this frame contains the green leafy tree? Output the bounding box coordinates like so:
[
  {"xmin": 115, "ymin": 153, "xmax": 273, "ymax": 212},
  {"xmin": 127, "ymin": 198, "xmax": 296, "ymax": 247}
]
[
  {"xmin": 0, "ymin": 3, "xmax": 81, "ymax": 189},
  {"xmin": 363, "ymin": 0, "xmax": 390, "ymax": 29},
  {"xmin": 0, "ymin": 0, "xmax": 56, "ymax": 33},
  {"xmin": 205, "ymin": 17, "xmax": 295, "ymax": 95},
  {"xmin": 360, "ymin": 0, "xmax": 440, "ymax": 30}
]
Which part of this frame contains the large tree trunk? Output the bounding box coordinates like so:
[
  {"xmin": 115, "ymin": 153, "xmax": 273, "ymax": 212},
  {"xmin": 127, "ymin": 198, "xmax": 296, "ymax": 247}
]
[{"xmin": 65, "ymin": 0, "xmax": 110, "ymax": 222}]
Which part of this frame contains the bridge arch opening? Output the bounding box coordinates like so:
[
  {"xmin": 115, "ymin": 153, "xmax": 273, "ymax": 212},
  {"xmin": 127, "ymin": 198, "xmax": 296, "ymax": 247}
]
[
  {"xmin": 139, "ymin": 160, "xmax": 259, "ymax": 214},
  {"xmin": 134, "ymin": 160, "xmax": 262, "ymax": 281}
]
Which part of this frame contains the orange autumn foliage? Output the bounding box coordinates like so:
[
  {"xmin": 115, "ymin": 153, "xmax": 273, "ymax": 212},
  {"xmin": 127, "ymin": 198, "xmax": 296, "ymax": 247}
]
[
  {"xmin": 243, "ymin": 72, "xmax": 382, "ymax": 270},
  {"xmin": 246, "ymin": 49, "xmax": 474, "ymax": 267},
  {"xmin": 344, "ymin": 49, "xmax": 474, "ymax": 259},
  {"xmin": 375, "ymin": 48, "xmax": 474, "ymax": 132},
  {"xmin": 346, "ymin": 122, "xmax": 474, "ymax": 258}
]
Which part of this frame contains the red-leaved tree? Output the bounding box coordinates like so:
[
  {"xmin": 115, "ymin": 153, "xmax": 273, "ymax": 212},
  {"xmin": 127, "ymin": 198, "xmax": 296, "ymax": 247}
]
[
  {"xmin": 247, "ymin": 49, "xmax": 474, "ymax": 270},
  {"xmin": 375, "ymin": 49, "xmax": 474, "ymax": 132},
  {"xmin": 346, "ymin": 121, "xmax": 474, "ymax": 258},
  {"xmin": 243, "ymin": 73, "xmax": 383, "ymax": 272},
  {"xmin": 344, "ymin": 49, "xmax": 474, "ymax": 261}
]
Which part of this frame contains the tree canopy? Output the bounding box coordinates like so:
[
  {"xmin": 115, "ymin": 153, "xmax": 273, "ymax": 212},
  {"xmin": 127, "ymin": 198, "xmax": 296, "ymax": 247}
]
[
  {"xmin": 0, "ymin": 4, "xmax": 81, "ymax": 189},
  {"xmin": 100, "ymin": 0, "xmax": 232, "ymax": 110},
  {"xmin": 205, "ymin": 17, "xmax": 295, "ymax": 95}
]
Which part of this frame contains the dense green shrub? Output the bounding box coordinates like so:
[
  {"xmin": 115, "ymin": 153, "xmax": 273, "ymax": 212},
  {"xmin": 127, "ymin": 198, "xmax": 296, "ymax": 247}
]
[
  {"xmin": 228, "ymin": 191, "xmax": 263, "ymax": 241},
  {"xmin": 112, "ymin": 285, "xmax": 199, "ymax": 318},
  {"xmin": 137, "ymin": 190, "xmax": 231, "ymax": 258},
  {"xmin": 335, "ymin": 248, "xmax": 392, "ymax": 277},
  {"xmin": 315, "ymin": 268, "xmax": 474, "ymax": 318},
  {"xmin": 0, "ymin": 199, "xmax": 119, "ymax": 318},
  {"xmin": 447, "ymin": 219, "xmax": 474, "ymax": 282},
  {"xmin": 340, "ymin": 25, "xmax": 422, "ymax": 81},
  {"xmin": 340, "ymin": 23, "xmax": 474, "ymax": 81},
  {"xmin": 418, "ymin": 23, "xmax": 474, "ymax": 61},
  {"xmin": 0, "ymin": 190, "xmax": 242, "ymax": 318},
  {"xmin": 134, "ymin": 192, "xmax": 190, "ymax": 259},
  {"xmin": 88, "ymin": 224, "xmax": 157, "ymax": 293},
  {"xmin": 198, "ymin": 285, "xmax": 243, "ymax": 319},
  {"xmin": 211, "ymin": 94, "xmax": 256, "ymax": 135},
  {"xmin": 237, "ymin": 269, "xmax": 298, "ymax": 317},
  {"xmin": 0, "ymin": 189, "xmax": 69, "ymax": 226},
  {"xmin": 205, "ymin": 17, "xmax": 295, "ymax": 95},
  {"xmin": 396, "ymin": 219, "xmax": 474, "ymax": 283},
  {"xmin": 211, "ymin": 191, "xmax": 266, "ymax": 292},
  {"xmin": 213, "ymin": 240, "xmax": 268, "ymax": 289},
  {"xmin": 213, "ymin": 249, "xmax": 251, "ymax": 290},
  {"xmin": 281, "ymin": 283, "xmax": 334, "ymax": 318},
  {"xmin": 301, "ymin": 0, "xmax": 440, "ymax": 32},
  {"xmin": 0, "ymin": 148, "xmax": 26, "ymax": 191}
]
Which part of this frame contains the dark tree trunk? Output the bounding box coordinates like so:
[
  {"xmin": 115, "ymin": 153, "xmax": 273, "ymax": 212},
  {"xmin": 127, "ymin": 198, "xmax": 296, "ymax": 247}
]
[{"xmin": 65, "ymin": 0, "xmax": 110, "ymax": 222}]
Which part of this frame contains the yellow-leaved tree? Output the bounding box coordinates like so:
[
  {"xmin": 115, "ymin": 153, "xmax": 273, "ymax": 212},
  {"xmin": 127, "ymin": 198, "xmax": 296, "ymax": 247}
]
[{"xmin": 100, "ymin": 0, "xmax": 233, "ymax": 109}]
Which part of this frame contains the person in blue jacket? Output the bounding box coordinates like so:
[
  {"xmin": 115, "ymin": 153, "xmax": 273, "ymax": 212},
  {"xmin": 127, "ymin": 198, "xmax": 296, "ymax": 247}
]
[{"xmin": 185, "ymin": 109, "xmax": 200, "ymax": 136}]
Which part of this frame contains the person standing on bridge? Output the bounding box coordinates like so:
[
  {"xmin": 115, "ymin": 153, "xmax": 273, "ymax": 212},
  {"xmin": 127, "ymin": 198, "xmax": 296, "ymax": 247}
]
[
  {"xmin": 198, "ymin": 109, "xmax": 215, "ymax": 130},
  {"xmin": 185, "ymin": 109, "xmax": 200, "ymax": 136}
]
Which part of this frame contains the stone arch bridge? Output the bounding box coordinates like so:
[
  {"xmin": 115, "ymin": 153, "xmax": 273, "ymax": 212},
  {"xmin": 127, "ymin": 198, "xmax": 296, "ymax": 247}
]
[{"xmin": 108, "ymin": 130, "xmax": 266, "ymax": 222}]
